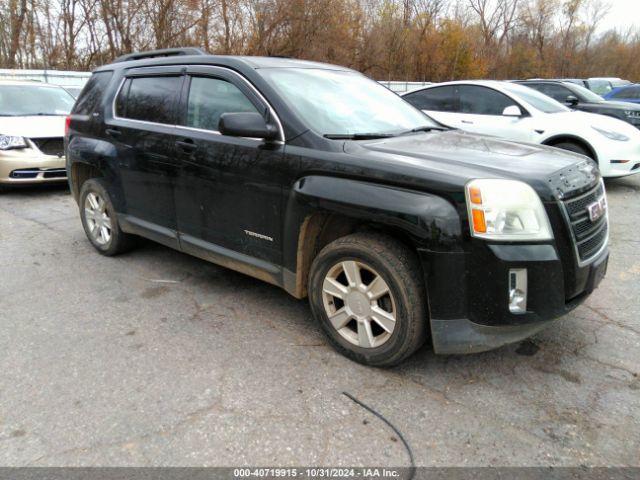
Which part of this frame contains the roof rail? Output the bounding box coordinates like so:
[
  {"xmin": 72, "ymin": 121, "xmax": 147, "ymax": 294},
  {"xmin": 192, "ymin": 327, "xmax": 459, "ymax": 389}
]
[{"xmin": 113, "ymin": 47, "xmax": 207, "ymax": 64}]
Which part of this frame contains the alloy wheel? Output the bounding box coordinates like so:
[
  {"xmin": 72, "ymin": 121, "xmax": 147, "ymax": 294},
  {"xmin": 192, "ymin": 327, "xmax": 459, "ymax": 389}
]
[
  {"xmin": 84, "ymin": 192, "xmax": 112, "ymax": 246},
  {"xmin": 321, "ymin": 260, "xmax": 397, "ymax": 348}
]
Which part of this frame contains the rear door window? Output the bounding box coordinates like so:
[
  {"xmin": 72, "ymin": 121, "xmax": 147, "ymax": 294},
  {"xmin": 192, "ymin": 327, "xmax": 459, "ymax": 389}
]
[
  {"xmin": 403, "ymin": 86, "xmax": 458, "ymax": 112},
  {"xmin": 72, "ymin": 71, "xmax": 113, "ymax": 115},
  {"xmin": 183, "ymin": 76, "xmax": 260, "ymax": 132},
  {"xmin": 459, "ymin": 85, "xmax": 518, "ymax": 115},
  {"xmin": 116, "ymin": 75, "xmax": 181, "ymax": 124}
]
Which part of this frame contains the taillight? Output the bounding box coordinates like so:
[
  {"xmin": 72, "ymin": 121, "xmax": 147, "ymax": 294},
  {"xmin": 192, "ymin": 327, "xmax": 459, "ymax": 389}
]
[{"xmin": 65, "ymin": 115, "xmax": 71, "ymax": 137}]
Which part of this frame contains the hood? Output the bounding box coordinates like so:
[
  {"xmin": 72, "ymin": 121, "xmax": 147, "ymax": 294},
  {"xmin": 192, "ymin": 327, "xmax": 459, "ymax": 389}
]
[
  {"xmin": 0, "ymin": 115, "xmax": 66, "ymax": 138},
  {"xmin": 344, "ymin": 129, "xmax": 598, "ymax": 201},
  {"xmin": 551, "ymin": 110, "xmax": 640, "ymax": 137}
]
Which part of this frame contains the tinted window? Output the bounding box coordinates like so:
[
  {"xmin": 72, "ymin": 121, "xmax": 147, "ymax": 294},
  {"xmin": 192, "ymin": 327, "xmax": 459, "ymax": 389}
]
[
  {"xmin": 73, "ymin": 71, "xmax": 113, "ymax": 114},
  {"xmin": 184, "ymin": 77, "xmax": 259, "ymax": 131},
  {"xmin": 459, "ymin": 85, "xmax": 517, "ymax": 115},
  {"xmin": 115, "ymin": 78, "xmax": 130, "ymax": 116},
  {"xmin": 404, "ymin": 86, "xmax": 458, "ymax": 112},
  {"xmin": 117, "ymin": 75, "xmax": 181, "ymax": 124}
]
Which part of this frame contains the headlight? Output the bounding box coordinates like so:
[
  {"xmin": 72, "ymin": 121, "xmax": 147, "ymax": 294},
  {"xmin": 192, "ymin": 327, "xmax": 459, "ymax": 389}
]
[
  {"xmin": 465, "ymin": 179, "xmax": 553, "ymax": 241},
  {"xmin": 592, "ymin": 126, "xmax": 629, "ymax": 141},
  {"xmin": 0, "ymin": 134, "xmax": 27, "ymax": 150},
  {"xmin": 624, "ymin": 110, "xmax": 640, "ymax": 119}
]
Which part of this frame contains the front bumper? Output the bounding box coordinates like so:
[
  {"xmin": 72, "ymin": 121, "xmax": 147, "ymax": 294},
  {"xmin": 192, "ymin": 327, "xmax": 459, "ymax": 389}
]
[
  {"xmin": 0, "ymin": 150, "xmax": 66, "ymax": 184},
  {"xmin": 420, "ymin": 243, "xmax": 609, "ymax": 355},
  {"xmin": 597, "ymin": 141, "xmax": 640, "ymax": 177}
]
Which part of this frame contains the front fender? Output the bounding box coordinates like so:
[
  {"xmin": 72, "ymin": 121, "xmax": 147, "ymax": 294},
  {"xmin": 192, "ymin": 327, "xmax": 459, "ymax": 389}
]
[{"xmin": 281, "ymin": 175, "xmax": 463, "ymax": 296}]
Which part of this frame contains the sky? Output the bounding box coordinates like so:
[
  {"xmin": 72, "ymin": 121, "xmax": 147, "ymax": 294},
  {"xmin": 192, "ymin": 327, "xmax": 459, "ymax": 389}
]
[{"xmin": 597, "ymin": 0, "xmax": 640, "ymax": 33}]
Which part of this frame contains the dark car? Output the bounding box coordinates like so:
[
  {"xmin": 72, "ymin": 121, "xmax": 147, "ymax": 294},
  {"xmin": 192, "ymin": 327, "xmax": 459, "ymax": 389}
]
[
  {"xmin": 516, "ymin": 80, "xmax": 640, "ymax": 129},
  {"xmin": 65, "ymin": 49, "xmax": 609, "ymax": 366},
  {"xmin": 527, "ymin": 78, "xmax": 588, "ymax": 88}
]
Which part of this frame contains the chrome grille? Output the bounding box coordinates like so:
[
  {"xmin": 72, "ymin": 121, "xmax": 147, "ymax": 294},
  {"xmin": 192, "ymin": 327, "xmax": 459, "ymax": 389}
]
[{"xmin": 561, "ymin": 181, "xmax": 608, "ymax": 264}]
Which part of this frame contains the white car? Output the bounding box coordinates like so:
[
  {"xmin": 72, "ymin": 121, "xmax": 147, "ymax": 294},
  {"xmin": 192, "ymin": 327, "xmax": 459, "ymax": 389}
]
[
  {"xmin": 402, "ymin": 80, "xmax": 640, "ymax": 178},
  {"xmin": 0, "ymin": 81, "xmax": 75, "ymax": 185}
]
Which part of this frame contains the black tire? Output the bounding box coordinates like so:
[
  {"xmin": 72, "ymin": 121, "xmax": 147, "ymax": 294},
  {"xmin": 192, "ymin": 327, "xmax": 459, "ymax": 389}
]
[
  {"xmin": 308, "ymin": 232, "xmax": 428, "ymax": 367},
  {"xmin": 79, "ymin": 178, "xmax": 135, "ymax": 256},
  {"xmin": 553, "ymin": 141, "xmax": 593, "ymax": 159}
]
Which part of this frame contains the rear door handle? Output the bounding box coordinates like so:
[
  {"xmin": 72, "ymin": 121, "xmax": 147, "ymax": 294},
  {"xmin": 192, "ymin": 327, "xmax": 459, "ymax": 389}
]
[
  {"xmin": 461, "ymin": 120, "xmax": 474, "ymax": 124},
  {"xmin": 175, "ymin": 138, "xmax": 197, "ymax": 153},
  {"xmin": 105, "ymin": 127, "xmax": 122, "ymax": 137}
]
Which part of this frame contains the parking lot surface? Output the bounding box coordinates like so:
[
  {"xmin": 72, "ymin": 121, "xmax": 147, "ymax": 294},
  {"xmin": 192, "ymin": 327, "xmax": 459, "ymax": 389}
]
[{"xmin": 1, "ymin": 176, "xmax": 639, "ymax": 467}]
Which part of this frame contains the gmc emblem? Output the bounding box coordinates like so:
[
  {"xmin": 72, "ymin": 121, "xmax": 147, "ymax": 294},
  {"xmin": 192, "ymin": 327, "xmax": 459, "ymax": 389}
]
[{"xmin": 587, "ymin": 196, "xmax": 607, "ymax": 223}]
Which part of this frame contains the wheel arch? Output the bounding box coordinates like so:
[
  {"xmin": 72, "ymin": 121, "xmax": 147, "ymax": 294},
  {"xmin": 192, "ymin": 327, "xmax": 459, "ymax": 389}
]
[
  {"xmin": 69, "ymin": 161, "xmax": 103, "ymax": 202},
  {"xmin": 282, "ymin": 175, "xmax": 462, "ymax": 299},
  {"xmin": 67, "ymin": 136, "xmax": 120, "ymax": 203},
  {"xmin": 542, "ymin": 134, "xmax": 598, "ymax": 162}
]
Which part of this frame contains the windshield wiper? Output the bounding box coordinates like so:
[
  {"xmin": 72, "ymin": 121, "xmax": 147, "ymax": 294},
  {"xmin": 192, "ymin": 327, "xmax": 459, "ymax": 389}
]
[
  {"xmin": 399, "ymin": 125, "xmax": 447, "ymax": 135},
  {"xmin": 324, "ymin": 133, "xmax": 396, "ymax": 140}
]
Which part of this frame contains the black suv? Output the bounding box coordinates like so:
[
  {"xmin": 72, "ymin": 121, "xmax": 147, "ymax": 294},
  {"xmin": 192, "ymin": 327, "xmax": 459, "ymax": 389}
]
[
  {"xmin": 515, "ymin": 80, "xmax": 640, "ymax": 129},
  {"xmin": 66, "ymin": 49, "xmax": 609, "ymax": 366}
]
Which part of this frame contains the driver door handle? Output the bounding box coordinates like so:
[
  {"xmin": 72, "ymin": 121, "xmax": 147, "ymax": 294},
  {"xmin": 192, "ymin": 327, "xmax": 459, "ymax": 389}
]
[{"xmin": 461, "ymin": 120, "xmax": 474, "ymax": 124}]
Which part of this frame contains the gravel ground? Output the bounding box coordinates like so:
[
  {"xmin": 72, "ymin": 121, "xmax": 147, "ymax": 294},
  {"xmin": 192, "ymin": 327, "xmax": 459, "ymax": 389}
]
[{"xmin": 0, "ymin": 175, "xmax": 639, "ymax": 467}]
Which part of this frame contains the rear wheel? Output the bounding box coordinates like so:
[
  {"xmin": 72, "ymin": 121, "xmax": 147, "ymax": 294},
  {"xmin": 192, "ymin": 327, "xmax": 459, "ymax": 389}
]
[
  {"xmin": 308, "ymin": 232, "xmax": 428, "ymax": 367},
  {"xmin": 79, "ymin": 178, "xmax": 134, "ymax": 256}
]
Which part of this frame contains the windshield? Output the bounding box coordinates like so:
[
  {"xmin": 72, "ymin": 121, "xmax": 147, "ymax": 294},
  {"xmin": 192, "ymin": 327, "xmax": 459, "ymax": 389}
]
[
  {"xmin": 571, "ymin": 84, "xmax": 605, "ymax": 102},
  {"xmin": 0, "ymin": 84, "xmax": 75, "ymax": 116},
  {"xmin": 258, "ymin": 68, "xmax": 438, "ymax": 136},
  {"xmin": 502, "ymin": 83, "xmax": 569, "ymax": 114}
]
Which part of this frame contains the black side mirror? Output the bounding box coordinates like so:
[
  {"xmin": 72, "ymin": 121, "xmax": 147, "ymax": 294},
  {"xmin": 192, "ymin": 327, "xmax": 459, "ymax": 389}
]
[
  {"xmin": 566, "ymin": 95, "xmax": 579, "ymax": 106},
  {"xmin": 219, "ymin": 112, "xmax": 279, "ymax": 141}
]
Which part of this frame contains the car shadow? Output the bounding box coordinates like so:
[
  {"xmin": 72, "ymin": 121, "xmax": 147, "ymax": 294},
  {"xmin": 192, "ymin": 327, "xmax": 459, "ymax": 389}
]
[{"xmin": 133, "ymin": 239, "xmax": 569, "ymax": 380}]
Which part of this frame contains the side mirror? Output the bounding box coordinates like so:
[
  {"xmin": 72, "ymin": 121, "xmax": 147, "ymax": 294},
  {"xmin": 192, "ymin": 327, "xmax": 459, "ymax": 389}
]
[
  {"xmin": 219, "ymin": 112, "xmax": 279, "ymax": 141},
  {"xmin": 566, "ymin": 95, "xmax": 579, "ymax": 106},
  {"xmin": 502, "ymin": 105, "xmax": 522, "ymax": 117}
]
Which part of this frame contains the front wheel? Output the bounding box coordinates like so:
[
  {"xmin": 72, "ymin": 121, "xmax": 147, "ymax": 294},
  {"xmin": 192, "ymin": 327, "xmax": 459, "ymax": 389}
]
[
  {"xmin": 308, "ymin": 232, "xmax": 428, "ymax": 367},
  {"xmin": 553, "ymin": 141, "xmax": 593, "ymax": 159}
]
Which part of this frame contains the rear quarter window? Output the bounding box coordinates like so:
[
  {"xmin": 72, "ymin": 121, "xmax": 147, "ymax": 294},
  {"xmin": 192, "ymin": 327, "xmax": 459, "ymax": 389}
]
[{"xmin": 72, "ymin": 71, "xmax": 113, "ymax": 115}]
